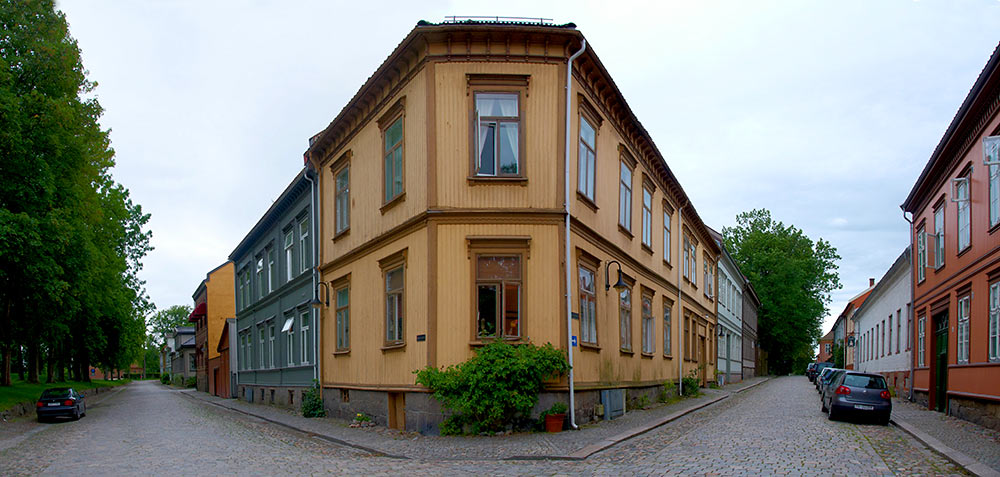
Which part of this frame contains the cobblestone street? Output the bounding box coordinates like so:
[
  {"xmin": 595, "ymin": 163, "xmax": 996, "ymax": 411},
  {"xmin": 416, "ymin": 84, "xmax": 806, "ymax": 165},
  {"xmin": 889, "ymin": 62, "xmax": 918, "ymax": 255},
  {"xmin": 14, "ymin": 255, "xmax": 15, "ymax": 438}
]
[{"xmin": 0, "ymin": 378, "xmax": 969, "ymax": 475}]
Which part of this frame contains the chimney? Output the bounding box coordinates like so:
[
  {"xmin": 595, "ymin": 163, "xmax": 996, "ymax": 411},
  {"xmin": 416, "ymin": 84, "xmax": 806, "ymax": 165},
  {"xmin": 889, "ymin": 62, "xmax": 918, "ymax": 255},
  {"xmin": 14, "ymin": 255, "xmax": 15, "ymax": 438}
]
[{"xmin": 869, "ymin": 278, "xmax": 875, "ymax": 288}]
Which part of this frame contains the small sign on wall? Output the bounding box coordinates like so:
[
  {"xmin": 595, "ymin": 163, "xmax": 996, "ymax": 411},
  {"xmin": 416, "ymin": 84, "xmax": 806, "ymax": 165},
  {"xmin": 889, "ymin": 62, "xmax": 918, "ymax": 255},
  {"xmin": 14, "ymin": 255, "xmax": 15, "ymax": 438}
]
[{"xmin": 571, "ymin": 336, "xmax": 578, "ymax": 347}]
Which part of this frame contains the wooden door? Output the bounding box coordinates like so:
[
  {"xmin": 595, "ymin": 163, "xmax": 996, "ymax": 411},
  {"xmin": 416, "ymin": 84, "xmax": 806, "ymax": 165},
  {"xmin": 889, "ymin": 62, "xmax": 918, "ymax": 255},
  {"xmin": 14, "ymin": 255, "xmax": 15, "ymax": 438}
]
[
  {"xmin": 388, "ymin": 392, "xmax": 405, "ymax": 430},
  {"xmin": 934, "ymin": 313, "xmax": 949, "ymax": 413}
]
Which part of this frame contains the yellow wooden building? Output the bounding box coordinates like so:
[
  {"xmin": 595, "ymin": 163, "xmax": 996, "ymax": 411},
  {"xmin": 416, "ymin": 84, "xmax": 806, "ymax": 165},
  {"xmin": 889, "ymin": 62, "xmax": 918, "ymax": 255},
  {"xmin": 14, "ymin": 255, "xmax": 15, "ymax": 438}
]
[{"xmin": 305, "ymin": 19, "xmax": 720, "ymax": 433}]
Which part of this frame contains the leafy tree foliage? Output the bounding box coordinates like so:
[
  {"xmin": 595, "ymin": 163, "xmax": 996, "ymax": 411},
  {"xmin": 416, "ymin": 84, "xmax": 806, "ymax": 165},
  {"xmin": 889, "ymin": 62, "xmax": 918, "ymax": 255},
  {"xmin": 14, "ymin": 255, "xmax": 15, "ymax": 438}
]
[
  {"xmin": 723, "ymin": 209, "xmax": 841, "ymax": 375},
  {"xmin": 0, "ymin": 0, "xmax": 151, "ymax": 385},
  {"xmin": 148, "ymin": 305, "xmax": 193, "ymax": 347}
]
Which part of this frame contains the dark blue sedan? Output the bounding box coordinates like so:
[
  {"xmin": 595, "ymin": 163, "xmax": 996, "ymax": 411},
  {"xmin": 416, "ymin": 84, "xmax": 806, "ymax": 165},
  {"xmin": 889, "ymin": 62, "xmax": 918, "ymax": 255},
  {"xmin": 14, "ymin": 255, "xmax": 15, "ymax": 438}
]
[{"xmin": 36, "ymin": 387, "xmax": 86, "ymax": 422}]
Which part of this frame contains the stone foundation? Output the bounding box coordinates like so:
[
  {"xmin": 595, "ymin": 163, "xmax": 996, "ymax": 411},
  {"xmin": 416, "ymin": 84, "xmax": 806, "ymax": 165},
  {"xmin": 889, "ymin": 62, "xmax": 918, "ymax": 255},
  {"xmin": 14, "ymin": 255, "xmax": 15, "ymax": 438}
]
[
  {"xmin": 237, "ymin": 384, "xmax": 305, "ymax": 409},
  {"xmin": 913, "ymin": 389, "xmax": 929, "ymax": 408},
  {"xmin": 947, "ymin": 395, "xmax": 1000, "ymax": 432}
]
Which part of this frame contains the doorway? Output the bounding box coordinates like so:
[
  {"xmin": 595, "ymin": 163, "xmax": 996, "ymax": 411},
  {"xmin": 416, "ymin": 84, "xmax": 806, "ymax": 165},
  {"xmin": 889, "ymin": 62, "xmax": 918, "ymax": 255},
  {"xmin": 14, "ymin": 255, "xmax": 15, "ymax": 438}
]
[
  {"xmin": 933, "ymin": 312, "xmax": 949, "ymax": 413},
  {"xmin": 388, "ymin": 392, "xmax": 405, "ymax": 430}
]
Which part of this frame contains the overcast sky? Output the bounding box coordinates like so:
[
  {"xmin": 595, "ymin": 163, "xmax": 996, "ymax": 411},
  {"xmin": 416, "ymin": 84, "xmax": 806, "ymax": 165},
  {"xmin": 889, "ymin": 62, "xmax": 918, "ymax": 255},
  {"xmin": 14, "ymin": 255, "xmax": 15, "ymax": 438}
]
[{"xmin": 56, "ymin": 1, "xmax": 1000, "ymax": 336}]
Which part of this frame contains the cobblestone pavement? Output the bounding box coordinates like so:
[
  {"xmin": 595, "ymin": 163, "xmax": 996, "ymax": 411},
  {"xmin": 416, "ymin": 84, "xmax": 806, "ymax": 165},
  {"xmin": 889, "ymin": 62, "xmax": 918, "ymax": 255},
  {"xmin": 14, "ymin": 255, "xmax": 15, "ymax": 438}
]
[
  {"xmin": 0, "ymin": 378, "xmax": 970, "ymax": 475},
  {"xmin": 892, "ymin": 398, "xmax": 1000, "ymax": 473}
]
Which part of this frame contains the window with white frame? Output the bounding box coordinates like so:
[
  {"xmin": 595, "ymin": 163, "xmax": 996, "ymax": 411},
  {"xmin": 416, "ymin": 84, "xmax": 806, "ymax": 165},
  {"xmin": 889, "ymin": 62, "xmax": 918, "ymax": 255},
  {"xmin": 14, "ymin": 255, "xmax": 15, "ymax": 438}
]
[
  {"xmin": 888, "ymin": 315, "xmax": 893, "ymax": 355},
  {"xmin": 267, "ymin": 247, "xmax": 276, "ymax": 293},
  {"xmin": 934, "ymin": 205, "xmax": 945, "ymax": 269},
  {"xmin": 958, "ymin": 294, "xmax": 970, "ymax": 364},
  {"xmin": 300, "ymin": 310, "xmax": 311, "ymax": 365},
  {"xmin": 619, "ymin": 161, "xmax": 633, "ymax": 232},
  {"xmin": 258, "ymin": 325, "xmax": 265, "ymax": 369},
  {"xmin": 641, "ymin": 293, "xmax": 654, "ymax": 354},
  {"xmin": 682, "ymin": 235, "xmax": 690, "ymax": 280},
  {"xmin": 689, "ymin": 241, "xmax": 697, "ymax": 286},
  {"xmin": 986, "ymin": 136, "xmax": 1000, "ymax": 227},
  {"xmin": 284, "ymin": 230, "xmax": 294, "ymax": 281},
  {"xmin": 990, "ymin": 281, "xmax": 1000, "ymax": 362},
  {"xmin": 299, "ymin": 218, "xmax": 310, "ymax": 274},
  {"xmin": 619, "ymin": 286, "xmax": 632, "ymax": 352},
  {"xmin": 663, "ymin": 299, "xmax": 672, "ymax": 356},
  {"xmin": 268, "ymin": 322, "xmax": 275, "ymax": 368},
  {"xmin": 283, "ymin": 316, "xmax": 294, "ymax": 366},
  {"xmin": 336, "ymin": 285, "xmax": 350, "ymax": 351},
  {"xmin": 579, "ymin": 265, "xmax": 597, "ymax": 345},
  {"xmin": 642, "ymin": 186, "xmax": 653, "ymax": 248},
  {"xmin": 917, "ymin": 225, "xmax": 926, "ymax": 282},
  {"xmin": 578, "ymin": 116, "xmax": 596, "ymax": 201},
  {"xmin": 956, "ymin": 173, "xmax": 971, "ymax": 251},
  {"xmin": 663, "ymin": 208, "xmax": 671, "ymax": 263},
  {"xmin": 335, "ymin": 164, "xmax": 350, "ymax": 234},
  {"xmin": 385, "ymin": 265, "xmax": 405, "ymax": 344},
  {"xmin": 256, "ymin": 256, "xmax": 264, "ymax": 299},
  {"xmin": 384, "ymin": 115, "xmax": 404, "ymax": 200},
  {"xmin": 720, "ymin": 276, "xmax": 728, "ymax": 310},
  {"xmin": 475, "ymin": 93, "xmax": 520, "ymax": 177},
  {"xmin": 918, "ymin": 315, "xmax": 926, "ymax": 366},
  {"xmin": 896, "ymin": 309, "xmax": 901, "ymax": 354}
]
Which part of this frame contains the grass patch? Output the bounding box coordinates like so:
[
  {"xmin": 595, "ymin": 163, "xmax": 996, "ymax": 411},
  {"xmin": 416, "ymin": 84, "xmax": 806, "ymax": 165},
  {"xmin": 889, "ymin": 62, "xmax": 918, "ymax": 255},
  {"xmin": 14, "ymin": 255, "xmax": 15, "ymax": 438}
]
[{"xmin": 0, "ymin": 377, "xmax": 129, "ymax": 412}]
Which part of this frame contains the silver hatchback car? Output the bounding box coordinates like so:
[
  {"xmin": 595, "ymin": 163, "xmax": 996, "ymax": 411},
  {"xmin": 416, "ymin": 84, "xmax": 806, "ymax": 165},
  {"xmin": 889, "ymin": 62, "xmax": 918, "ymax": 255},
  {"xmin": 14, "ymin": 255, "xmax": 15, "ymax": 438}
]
[{"xmin": 821, "ymin": 371, "xmax": 891, "ymax": 425}]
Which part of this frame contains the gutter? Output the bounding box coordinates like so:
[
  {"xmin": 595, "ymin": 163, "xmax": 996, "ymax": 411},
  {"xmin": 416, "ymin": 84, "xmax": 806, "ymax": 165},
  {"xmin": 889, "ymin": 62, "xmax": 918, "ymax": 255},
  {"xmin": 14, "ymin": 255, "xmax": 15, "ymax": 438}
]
[
  {"xmin": 303, "ymin": 167, "xmax": 319, "ymax": 385},
  {"xmin": 677, "ymin": 203, "xmax": 686, "ymax": 395},
  {"xmin": 563, "ymin": 38, "xmax": 587, "ymax": 430},
  {"xmin": 903, "ymin": 209, "xmax": 915, "ymax": 402}
]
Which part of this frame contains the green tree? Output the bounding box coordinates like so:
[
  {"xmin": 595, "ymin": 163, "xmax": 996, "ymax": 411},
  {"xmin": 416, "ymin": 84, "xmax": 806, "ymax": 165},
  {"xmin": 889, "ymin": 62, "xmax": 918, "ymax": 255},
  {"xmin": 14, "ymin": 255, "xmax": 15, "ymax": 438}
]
[
  {"xmin": 148, "ymin": 305, "xmax": 193, "ymax": 347},
  {"xmin": 0, "ymin": 0, "xmax": 151, "ymax": 385},
  {"xmin": 723, "ymin": 209, "xmax": 841, "ymax": 375}
]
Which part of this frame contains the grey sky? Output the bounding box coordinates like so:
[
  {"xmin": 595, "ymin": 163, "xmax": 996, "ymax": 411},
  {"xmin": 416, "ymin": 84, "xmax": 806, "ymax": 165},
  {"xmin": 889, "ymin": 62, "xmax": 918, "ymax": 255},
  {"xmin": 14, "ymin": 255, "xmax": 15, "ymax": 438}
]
[{"xmin": 56, "ymin": 1, "xmax": 1000, "ymax": 337}]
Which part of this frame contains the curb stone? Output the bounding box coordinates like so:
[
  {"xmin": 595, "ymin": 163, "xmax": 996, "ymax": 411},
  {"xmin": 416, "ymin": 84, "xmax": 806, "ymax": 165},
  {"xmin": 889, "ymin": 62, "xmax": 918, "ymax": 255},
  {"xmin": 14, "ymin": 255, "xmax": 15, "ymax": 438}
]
[{"xmin": 890, "ymin": 416, "xmax": 1000, "ymax": 477}]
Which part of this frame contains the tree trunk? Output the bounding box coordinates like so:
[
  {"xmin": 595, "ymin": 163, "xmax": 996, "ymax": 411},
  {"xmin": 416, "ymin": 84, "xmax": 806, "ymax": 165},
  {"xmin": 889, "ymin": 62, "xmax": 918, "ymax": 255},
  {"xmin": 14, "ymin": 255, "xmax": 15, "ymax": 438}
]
[
  {"xmin": 1, "ymin": 301, "xmax": 12, "ymax": 386},
  {"xmin": 15, "ymin": 345, "xmax": 25, "ymax": 381},
  {"xmin": 0, "ymin": 345, "xmax": 10, "ymax": 386},
  {"xmin": 45, "ymin": 349, "xmax": 55, "ymax": 383},
  {"xmin": 27, "ymin": 340, "xmax": 39, "ymax": 384}
]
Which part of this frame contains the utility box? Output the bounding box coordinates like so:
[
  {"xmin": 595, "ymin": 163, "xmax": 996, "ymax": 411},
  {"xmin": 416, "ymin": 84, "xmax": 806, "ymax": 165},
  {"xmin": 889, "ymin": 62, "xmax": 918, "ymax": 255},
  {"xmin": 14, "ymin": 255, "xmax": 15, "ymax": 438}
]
[{"xmin": 600, "ymin": 389, "xmax": 625, "ymax": 420}]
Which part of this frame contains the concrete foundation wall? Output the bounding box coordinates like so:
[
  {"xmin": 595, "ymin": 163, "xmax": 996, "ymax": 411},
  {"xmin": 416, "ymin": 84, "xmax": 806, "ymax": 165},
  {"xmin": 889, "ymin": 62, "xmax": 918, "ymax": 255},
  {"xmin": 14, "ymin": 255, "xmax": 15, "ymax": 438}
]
[
  {"xmin": 238, "ymin": 384, "xmax": 306, "ymax": 409},
  {"xmin": 948, "ymin": 395, "xmax": 1000, "ymax": 432}
]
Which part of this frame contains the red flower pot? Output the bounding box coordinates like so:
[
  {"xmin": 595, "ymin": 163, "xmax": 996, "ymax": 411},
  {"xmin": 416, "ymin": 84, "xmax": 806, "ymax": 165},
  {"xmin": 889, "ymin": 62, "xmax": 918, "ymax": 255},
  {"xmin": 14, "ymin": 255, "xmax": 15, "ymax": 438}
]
[{"xmin": 544, "ymin": 413, "xmax": 566, "ymax": 433}]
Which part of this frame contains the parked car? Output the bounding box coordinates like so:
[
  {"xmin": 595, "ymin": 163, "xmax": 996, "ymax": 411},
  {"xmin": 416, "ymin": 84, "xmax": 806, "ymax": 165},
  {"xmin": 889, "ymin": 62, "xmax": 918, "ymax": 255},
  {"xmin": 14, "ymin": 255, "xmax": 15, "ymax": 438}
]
[
  {"xmin": 36, "ymin": 387, "xmax": 86, "ymax": 422},
  {"xmin": 819, "ymin": 369, "xmax": 846, "ymax": 398},
  {"xmin": 815, "ymin": 367, "xmax": 841, "ymax": 393},
  {"xmin": 821, "ymin": 371, "xmax": 892, "ymax": 425},
  {"xmin": 806, "ymin": 363, "xmax": 817, "ymax": 381},
  {"xmin": 808, "ymin": 362, "xmax": 833, "ymax": 382}
]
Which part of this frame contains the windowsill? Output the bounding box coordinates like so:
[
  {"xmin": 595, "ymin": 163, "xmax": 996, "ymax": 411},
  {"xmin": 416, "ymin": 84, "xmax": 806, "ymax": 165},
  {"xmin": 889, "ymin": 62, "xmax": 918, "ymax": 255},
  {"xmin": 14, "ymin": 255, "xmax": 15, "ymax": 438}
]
[
  {"xmin": 467, "ymin": 175, "xmax": 527, "ymax": 186},
  {"xmin": 380, "ymin": 192, "xmax": 406, "ymax": 215},
  {"xmin": 576, "ymin": 192, "xmax": 598, "ymax": 211},
  {"xmin": 469, "ymin": 338, "xmax": 528, "ymax": 347},
  {"xmin": 332, "ymin": 349, "xmax": 350, "ymax": 356},
  {"xmin": 579, "ymin": 342, "xmax": 601, "ymax": 351},
  {"xmin": 662, "ymin": 259, "xmax": 672, "ymax": 269},
  {"xmin": 618, "ymin": 224, "xmax": 634, "ymax": 239},
  {"xmin": 957, "ymin": 244, "xmax": 972, "ymax": 258},
  {"xmin": 641, "ymin": 243, "xmax": 653, "ymax": 255},
  {"xmin": 620, "ymin": 348, "xmax": 634, "ymax": 356},
  {"xmin": 381, "ymin": 342, "xmax": 406, "ymax": 352},
  {"xmin": 333, "ymin": 228, "xmax": 350, "ymax": 242},
  {"xmin": 640, "ymin": 352, "xmax": 654, "ymax": 359},
  {"xmin": 991, "ymin": 220, "xmax": 1000, "ymax": 235},
  {"xmin": 663, "ymin": 354, "xmax": 673, "ymax": 359},
  {"xmin": 933, "ymin": 264, "xmax": 945, "ymax": 274}
]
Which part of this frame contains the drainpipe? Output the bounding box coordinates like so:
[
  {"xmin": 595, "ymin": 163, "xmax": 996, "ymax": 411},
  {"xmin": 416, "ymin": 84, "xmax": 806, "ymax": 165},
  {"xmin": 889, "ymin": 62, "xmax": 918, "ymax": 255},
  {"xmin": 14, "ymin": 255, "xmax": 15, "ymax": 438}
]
[
  {"xmin": 677, "ymin": 204, "xmax": 686, "ymax": 396},
  {"xmin": 903, "ymin": 208, "xmax": 915, "ymax": 402},
  {"xmin": 564, "ymin": 38, "xmax": 586, "ymax": 430},
  {"xmin": 303, "ymin": 167, "xmax": 319, "ymax": 385}
]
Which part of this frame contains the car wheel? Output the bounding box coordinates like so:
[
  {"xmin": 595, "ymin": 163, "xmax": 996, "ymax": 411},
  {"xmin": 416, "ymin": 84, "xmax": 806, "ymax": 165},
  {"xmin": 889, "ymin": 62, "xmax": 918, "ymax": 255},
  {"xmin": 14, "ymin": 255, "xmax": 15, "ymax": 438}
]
[
  {"xmin": 72, "ymin": 408, "xmax": 80, "ymax": 421},
  {"xmin": 827, "ymin": 406, "xmax": 837, "ymax": 421},
  {"xmin": 821, "ymin": 399, "xmax": 828, "ymax": 413},
  {"xmin": 80, "ymin": 404, "xmax": 86, "ymax": 417},
  {"xmin": 37, "ymin": 416, "xmax": 46, "ymax": 423},
  {"xmin": 880, "ymin": 413, "xmax": 890, "ymax": 426}
]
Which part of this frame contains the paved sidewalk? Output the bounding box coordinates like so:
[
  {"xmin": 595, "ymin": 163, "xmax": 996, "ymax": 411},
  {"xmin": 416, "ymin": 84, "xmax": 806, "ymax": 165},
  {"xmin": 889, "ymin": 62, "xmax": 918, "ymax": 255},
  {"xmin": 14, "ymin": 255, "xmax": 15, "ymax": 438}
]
[
  {"xmin": 891, "ymin": 398, "xmax": 1000, "ymax": 477},
  {"xmin": 180, "ymin": 376, "xmax": 770, "ymax": 461}
]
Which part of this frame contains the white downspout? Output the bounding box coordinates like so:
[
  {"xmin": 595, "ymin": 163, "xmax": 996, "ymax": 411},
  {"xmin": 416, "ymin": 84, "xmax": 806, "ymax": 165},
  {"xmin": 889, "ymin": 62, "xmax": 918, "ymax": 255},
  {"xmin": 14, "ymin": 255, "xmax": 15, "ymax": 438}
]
[
  {"xmin": 677, "ymin": 205, "xmax": 685, "ymax": 396},
  {"xmin": 303, "ymin": 167, "xmax": 319, "ymax": 383},
  {"xmin": 903, "ymin": 209, "xmax": 914, "ymax": 401},
  {"xmin": 564, "ymin": 38, "xmax": 586, "ymax": 430}
]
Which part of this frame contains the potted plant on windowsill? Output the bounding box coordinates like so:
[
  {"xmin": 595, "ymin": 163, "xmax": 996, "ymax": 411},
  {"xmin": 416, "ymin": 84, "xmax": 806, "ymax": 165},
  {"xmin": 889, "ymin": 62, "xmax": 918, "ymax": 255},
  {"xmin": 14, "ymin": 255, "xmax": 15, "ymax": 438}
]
[{"xmin": 543, "ymin": 402, "xmax": 568, "ymax": 433}]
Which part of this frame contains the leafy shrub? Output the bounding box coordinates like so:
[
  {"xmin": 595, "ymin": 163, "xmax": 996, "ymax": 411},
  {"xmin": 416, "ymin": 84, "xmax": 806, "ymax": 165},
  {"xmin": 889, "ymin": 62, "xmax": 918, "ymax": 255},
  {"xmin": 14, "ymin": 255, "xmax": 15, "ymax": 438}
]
[
  {"xmin": 415, "ymin": 340, "xmax": 569, "ymax": 435},
  {"xmin": 185, "ymin": 376, "xmax": 196, "ymax": 388},
  {"xmin": 681, "ymin": 370, "xmax": 700, "ymax": 397},
  {"xmin": 301, "ymin": 380, "xmax": 326, "ymax": 418},
  {"xmin": 160, "ymin": 373, "xmax": 170, "ymax": 385},
  {"xmin": 658, "ymin": 379, "xmax": 675, "ymax": 403}
]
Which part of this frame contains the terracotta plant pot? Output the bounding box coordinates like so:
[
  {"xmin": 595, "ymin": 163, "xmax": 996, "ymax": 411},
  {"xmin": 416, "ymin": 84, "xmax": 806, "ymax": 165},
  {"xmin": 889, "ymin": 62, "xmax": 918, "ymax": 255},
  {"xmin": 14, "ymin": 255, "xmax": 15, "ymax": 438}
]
[{"xmin": 544, "ymin": 413, "xmax": 566, "ymax": 433}]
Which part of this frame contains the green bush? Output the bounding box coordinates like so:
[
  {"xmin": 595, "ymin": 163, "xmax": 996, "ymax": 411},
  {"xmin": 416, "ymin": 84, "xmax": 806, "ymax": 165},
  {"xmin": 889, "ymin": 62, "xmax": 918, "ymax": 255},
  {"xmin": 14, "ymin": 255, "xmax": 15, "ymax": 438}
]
[
  {"xmin": 160, "ymin": 373, "xmax": 170, "ymax": 384},
  {"xmin": 185, "ymin": 376, "xmax": 196, "ymax": 388},
  {"xmin": 415, "ymin": 340, "xmax": 569, "ymax": 435},
  {"xmin": 301, "ymin": 380, "xmax": 326, "ymax": 418},
  {"xmin": 681, "ymin": 369, "xmax": 700, "ymax": 397}
]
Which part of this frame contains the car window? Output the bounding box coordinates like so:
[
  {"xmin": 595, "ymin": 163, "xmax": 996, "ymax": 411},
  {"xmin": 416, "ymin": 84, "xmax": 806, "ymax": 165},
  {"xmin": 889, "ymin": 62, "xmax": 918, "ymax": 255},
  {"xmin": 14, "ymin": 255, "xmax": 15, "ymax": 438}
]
[
  {"xmin": 843, "ymin": 374, "xmax": 887, "ymax": 389},
  {"xmin": 41, "ymin": 388, "xmax": 71, "ymax": 399}
]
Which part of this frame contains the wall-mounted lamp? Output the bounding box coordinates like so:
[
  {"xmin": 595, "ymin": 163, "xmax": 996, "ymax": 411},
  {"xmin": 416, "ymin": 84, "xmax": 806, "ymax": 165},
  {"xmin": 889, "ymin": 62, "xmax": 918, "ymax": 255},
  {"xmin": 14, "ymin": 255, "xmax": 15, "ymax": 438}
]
[
  {"xmin": 604, "ymin": 260, "xmax": 628, "ymax": 292},
  {"xmin": 310, "ymin": 281, "xmax": 330, "ymax": 309},
  {"xmin": 718, "ymin": 327, "xmax": 725, "ymax": 337}
]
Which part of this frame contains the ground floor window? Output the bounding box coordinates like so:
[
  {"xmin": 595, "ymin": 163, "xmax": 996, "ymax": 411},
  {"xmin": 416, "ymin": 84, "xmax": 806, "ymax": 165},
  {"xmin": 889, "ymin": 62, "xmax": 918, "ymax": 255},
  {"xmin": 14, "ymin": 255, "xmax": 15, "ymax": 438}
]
[
  {"xmin": 663, "ymin": 299, "xmax": 672, "ymax": 356},
  {"xmin": 476, "ymin": 255, "xmax": 522, "ymax": 339},
  {"xmin": 620, "ymin": 287, "xmax": 632, "ymax": 352},
  {"xmin": 579, "ymin": 264, "xmax": 597, "ymax": 345},
  {"xmin": 991, "ymin": 281, "xmax": 1000, "ymax": 361},
  {"xmin": 641, "ymin": 292, "xmax": 654, "ymax": 354},
  {"xmin": 336, "ymin": 285, "xmax": 350, "ymax": 351}
]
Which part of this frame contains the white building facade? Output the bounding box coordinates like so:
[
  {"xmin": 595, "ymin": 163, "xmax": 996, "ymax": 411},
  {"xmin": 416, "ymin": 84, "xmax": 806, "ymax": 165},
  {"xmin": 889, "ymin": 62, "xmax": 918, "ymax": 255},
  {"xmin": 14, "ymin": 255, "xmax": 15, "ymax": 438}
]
[
  {"xmin": 854, "ymin": 248, "xmax": 912, "ymax": 397},
  {"xmin": 712, "ymin": 230, "xmax": 743, "ymax": 385}
]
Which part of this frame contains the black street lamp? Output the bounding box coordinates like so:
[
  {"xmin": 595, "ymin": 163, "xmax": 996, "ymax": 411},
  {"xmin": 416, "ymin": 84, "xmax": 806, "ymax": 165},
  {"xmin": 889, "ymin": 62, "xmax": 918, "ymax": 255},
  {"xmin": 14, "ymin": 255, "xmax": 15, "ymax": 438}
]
[
  {"xmin": 310, "ymin": 281, "xmax": 330, "ymax": 309},
  {"xmin": 604, "ymin": 260, "xmax": 628, "ymax": 292}
]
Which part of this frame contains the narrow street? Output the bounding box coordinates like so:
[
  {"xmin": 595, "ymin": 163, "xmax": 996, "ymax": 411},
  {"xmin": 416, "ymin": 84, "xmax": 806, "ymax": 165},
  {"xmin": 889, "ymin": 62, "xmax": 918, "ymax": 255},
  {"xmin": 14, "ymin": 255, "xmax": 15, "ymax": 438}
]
[{"xmin": 0, "ymin": 377, "xmax": 969, "ymax": 475}]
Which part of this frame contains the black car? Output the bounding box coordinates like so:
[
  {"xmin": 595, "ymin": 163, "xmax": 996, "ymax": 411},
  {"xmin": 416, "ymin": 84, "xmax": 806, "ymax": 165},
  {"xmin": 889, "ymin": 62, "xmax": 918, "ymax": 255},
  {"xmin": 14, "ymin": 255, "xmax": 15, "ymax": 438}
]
[
  {"xmin": 36, "ymin": 387, "xmax": 86, "ymax": 422},
  {"xmin": 808, "ymin": 362, "xmax": 833, "ymax": 382},
  {"xmin": 821, "ymin": 371, "xmax": 891, "ymax": 425}
]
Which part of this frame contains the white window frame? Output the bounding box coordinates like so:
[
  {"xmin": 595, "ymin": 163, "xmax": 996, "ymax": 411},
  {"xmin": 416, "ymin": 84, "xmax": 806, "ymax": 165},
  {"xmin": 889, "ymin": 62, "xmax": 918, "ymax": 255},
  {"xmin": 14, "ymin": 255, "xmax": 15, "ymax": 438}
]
[
  {"xmin": 953, "ymin": 174, "xmax": 971, "ymax": 252},
  {"xmin": 268, "ymin": 322, "xmax": 275, "ymax": 368},
  {"xmin": 474, "ymin": 92, "xmax": 521, "ymax": 177},
  {"xmin": 385, "ymin": 265, "xmax": 405, "ymax": 344},
  {"xmin": 578, "ymin": 115, "xmax": 596, "ymax": 201},
  {"xmin": 284, "ymin": 317, "xmax": 295, "ymax": 366},
  {"xmin": 958, "ymin": 295, "xmax": 970, "ymax": 364},
  {"xmin": 663, "ymin": 301, "xmax": 672, "ymax": 356},
  {"xmin": 579, "ymin": 265, "xmax": 597, "ymax": 345},
  {"xmin": 917, "ymin": 225, "xmax": 926, "ymax": 282},
  {"xmin": 619, "ymin": 161, "xmax": 633, "ymax": 232},
  {"xmin": 682, "ymin": 235, "xmax": 690, "ymax": 280},
  {"xmin": 641, "ymin": 186, "xmax": 653, "ymax": 247},
  {"xmin": 918, "ymin": 315, "xmax": 926, "ymax": 366},
  {"xmin": 641, "ymin": 293, "xmax": 654, "ymax": 354},
  {"xmin": 300, "ymin": 310, "xmax": 311, "ymax": 365},
  {"xmin": 284, "ymin": 230, "xmax": 294, "ymax": 281},
  {"xmin": 299, "ymin": 218, "xmax": 310, "ymax": 275},
  {"xmin": 663, "ymin": 209, "xmax": 671, "ymax": 263},
  {"xmin": 256, "ymin": 256, "xmax": 264, "ymax": 299},
  {"xmin": 335, "ymin": 164, "xmax": 350, "ymax": 234},
  {"xmin": 258, "ymin": 325, "xmax": 265, "ymax": 369},
  {"xmin": 934, "ymin": 205, "xmax": 945, "ymax": 269},
  {"xmin": 990, "ymin": 281, "xmax": 1000, "ymax": 362},
  {"xmin": 985, "ymin": 136, "xmax": 1000, "ymax": 227}
]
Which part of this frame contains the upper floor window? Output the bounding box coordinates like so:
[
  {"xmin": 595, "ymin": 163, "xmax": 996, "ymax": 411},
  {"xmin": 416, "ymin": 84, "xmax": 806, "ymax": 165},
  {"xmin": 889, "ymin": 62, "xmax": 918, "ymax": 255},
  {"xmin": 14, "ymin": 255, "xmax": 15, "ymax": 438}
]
[
  {"xmin": 986, "ymin": 136, "xmax": 1000, "ymax": 227},
  {"xmin": 335, "ymin": 164, "xmax": 350, "ymax": 234},
  {"xmin": 663, "ymin": 207, "xmax": 672, "ymax": 264},
  {"xmin": 383, "ymin": 116, "xmax": 404, "ymax": 203},
  {"xmin": 934, "ymin": 205, "xmax": 944, "ymax": 269},
  {"xmin": 299, "ymin": 218, "xmax": 310, "ymax": 274},
  {"xmin": 689, "ymin": 239, "xmax": 697, "ymax": 287},
  {"xmin": 683, "ymin": 235, "xmax": 691, "ymax": 280},
  {"xmin": 475, "ymin": 255, "xmax": 522, "ymax": 340},
  {"xmin": 475, "ymin": 93, "xmax": 520, "ymax": 177},
  {"xmin": 955, "ymin": 173, "xmax": 971, "ymax": 251},
  {"xmin": 256, "ymin": 257, "xmax": 264, "ymax": 299},
  {"xmin": 284, "ymin": 230, "xmax": 294, "ymax": 281},
  {"xmin": 704, "ymin": 259, "xmax": 714, "ymax": 299},
  {"xmin": 578, "ymin": 116, "xmax": 596, "ymax": 201},
  {"xmin": 641, "ymin": 186, "xmax": 653, "ymax": 248},
  {"xmin": 619, "ymin": 161, "xmax": 633, "ymax": 232},
  {"xmin": 916, "ymin": 225, "xmax": 926, "ymax": 282},
  {"xmin": 266, "ymin": 247, "xmax": 276, "ymax": 294}
]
